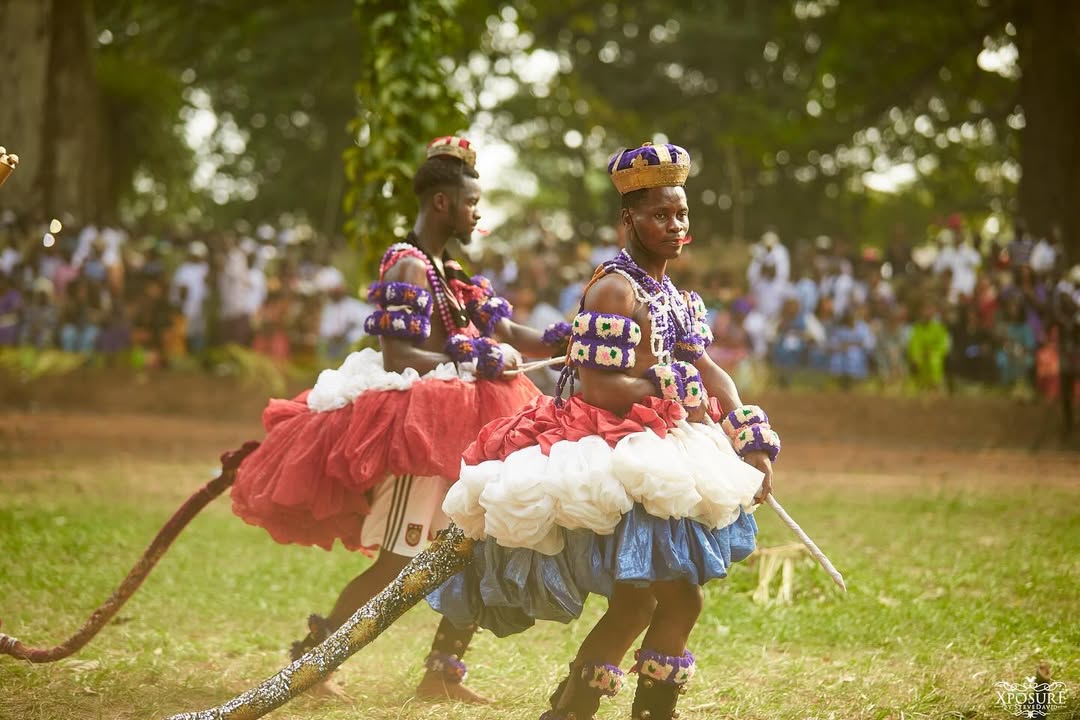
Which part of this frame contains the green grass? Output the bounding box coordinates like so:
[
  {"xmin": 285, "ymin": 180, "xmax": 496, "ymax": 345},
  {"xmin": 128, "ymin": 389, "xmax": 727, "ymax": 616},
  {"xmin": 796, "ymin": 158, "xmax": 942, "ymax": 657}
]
[{"xmin": 1, "ymin": 452, "xmax": 1078, "ymax": 720}]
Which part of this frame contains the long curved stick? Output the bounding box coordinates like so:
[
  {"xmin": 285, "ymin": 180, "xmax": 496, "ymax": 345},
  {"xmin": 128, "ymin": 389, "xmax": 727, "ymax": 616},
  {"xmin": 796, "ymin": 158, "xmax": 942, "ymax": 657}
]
[
  {"xmin": 765, "ymin": 495, "xmax": 846, "ymax": 592},
  {"xmin": 0, "ymin": 441, "xmax": 260, "ymax": 663},
  {"xmin": 165, "ymin": 525, "xmax": 474, "ymax": 720}
]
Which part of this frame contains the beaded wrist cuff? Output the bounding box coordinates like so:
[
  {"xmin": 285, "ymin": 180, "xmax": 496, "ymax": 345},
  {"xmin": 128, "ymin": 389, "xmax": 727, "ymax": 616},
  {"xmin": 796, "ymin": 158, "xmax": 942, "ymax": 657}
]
[
  {"xmin": 582, "ymin": 661, "xmax": 626, "ymax": 696},
  {"xmin": 632, "ymin": 647, "xmax": 696, "ymax": 686},
  {"xmin": 673, "ymin": 360, "xmax": 704, "ymax": 408},
  {"xmin": 673, "ymin": 333, "xmax": 707, "ymax": 362},
  {"xmin": 363, "ymin": 309, "xmax": 431, "ymax": 340},
  {"xmin": 444, "ymin": 333, "xmax": 478, "ymax": 363},
  {"xmin": 542, "ymin": 321, "xmax": 572, "ymax": 348},
  {"xmin": 729, "ymin": 422, "xmax": 781, "ymax": 462},
  {"xmin": 472, "ymin": 337, "xmax": 506, "ymax": 379},
  {"xmin": 721, "ymin": 404, "xmax": 770, "ymax": 437},
  {"xmin": 645, "ymin": 363, "xmax": 683, "ymax": 402},
  {"xmin": 366, "ymin": 281, "xmax": 433, "ymax": 315},
  {"xmin": 469, "ymin": 295, "xmax": 514, "ymax": 337},
  {"xmin": 424, "ymin": 651, "xmax": 468, "ymax": 683}
]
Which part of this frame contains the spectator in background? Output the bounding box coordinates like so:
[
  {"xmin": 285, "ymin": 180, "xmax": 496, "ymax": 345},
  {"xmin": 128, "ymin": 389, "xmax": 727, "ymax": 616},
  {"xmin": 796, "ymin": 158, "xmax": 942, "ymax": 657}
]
[
  {"xmin": 316, "ymin": 267, "xmax": 370, "ymax": 364},
  {"xmin": 768, "ymin": 295, "xmax": 811, "ymax": 386},
  {"xmin": 132, "ymin": 277, "xmax": 175, "ymax": 369},
  {"xmin": 59, "ymin": 277, "xmax": 107, "ymax": 354},
  {"xmin": 907, "ymin": 300, "xmax": 951, "ymax": 391},
  {"xmin": 0, "ymin": 273, "xmax": 22, "ymax": 346},
  {"xmin": 218, "ymin": 234, "xmax": 253, "ymax": 346},
  {"xmin": 21, "ymin": 277, "xmax": 58, "ymax": 349},
  {"xmin": 170, "ymin": 241, "xmax": 210, "ymax": 354},
  {"xmin": 828, "ymin": 305, "xmax": 875, "ymax": 388},
  {"xmin": 995, "ymin": 293, "xmax": 1036, "ymax": 390},
  {"xmin": 748, "ymin": 230, "xmax": 791, "ymax": 284},
  {"xmin": 874, "ymin": 304, "xmax": 910, "ymax": 387},
  {"xmin": 946, "ymin": 303, "xmax": 996, "ymax": 387}
]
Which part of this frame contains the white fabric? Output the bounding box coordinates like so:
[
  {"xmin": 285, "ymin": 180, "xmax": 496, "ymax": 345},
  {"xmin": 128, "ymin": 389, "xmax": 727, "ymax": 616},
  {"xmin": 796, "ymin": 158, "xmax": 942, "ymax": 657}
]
[
  {"xmin": 444, "ymin": 420, "xmax": 764, "ymax": 555},
  {"xmin": 305, "ymin": 348, "xmax": 474, "ymax": 412},
  {"xmin": 360, "ymin": 473, "xmax": 452, "ymax": 557},
  {"xmin": 170, "ymin": 260, "xmax": 209, "ymax": 321}
]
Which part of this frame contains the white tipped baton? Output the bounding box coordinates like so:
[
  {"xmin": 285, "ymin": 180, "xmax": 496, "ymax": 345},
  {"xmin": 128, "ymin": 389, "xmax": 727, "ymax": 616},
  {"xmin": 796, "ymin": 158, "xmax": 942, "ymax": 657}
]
[
  {"xmin": 765, "ymin": 494, "xmax": 847, "ymax": 592},
  {"xmin": 503, "ymin": 355, "xmax": 567, "ymax": 376}
]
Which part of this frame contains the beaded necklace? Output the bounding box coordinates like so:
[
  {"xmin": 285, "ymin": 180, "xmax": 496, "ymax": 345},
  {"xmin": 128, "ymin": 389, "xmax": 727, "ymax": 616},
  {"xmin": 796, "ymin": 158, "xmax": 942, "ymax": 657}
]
[{"xmin": 602, "ymin": 249, "xmax": 690, "ymax": 364}]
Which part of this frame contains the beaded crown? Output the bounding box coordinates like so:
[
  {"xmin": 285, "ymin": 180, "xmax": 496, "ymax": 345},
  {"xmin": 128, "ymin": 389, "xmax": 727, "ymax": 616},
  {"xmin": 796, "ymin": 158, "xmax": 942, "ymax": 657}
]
[
  {"xmin": 607, "ymin": 141, "xmax": 690, "ymax": 195},
  {"xmin": 426, "ymin": 136, "xmax": 477, "ymax": 168}
]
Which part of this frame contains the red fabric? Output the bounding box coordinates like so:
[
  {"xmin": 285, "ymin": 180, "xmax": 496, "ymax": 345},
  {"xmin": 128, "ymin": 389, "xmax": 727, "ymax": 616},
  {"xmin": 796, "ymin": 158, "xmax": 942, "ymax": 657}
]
[
  {"xmin": 462, "ymin": 394, "xmax": 694, "ymax": 465},
  {"xmin": 231, "ymin": 375, "xmax": 541, "ymax": 551}
]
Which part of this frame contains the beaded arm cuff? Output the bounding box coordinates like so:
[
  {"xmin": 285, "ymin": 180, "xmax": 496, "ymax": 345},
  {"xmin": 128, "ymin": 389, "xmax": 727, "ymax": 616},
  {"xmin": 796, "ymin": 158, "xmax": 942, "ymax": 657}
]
[
  {"xmin": 567, "ymin": 311, "xmax": 642, "ymax": 371},
  {"xmin": 364, "ymin": 309, "xmax": 431, "ymax": 340},
  {"xmin": 364, "ymin": 281, "xmax": 434, "ymax": 341},
  {"xmin": 542, "ymin": 321, "xmax": 572, "ymax": 347},
  {"xmin": 367, "ymin": 281, "xmax": 433, "ymax": 315}
]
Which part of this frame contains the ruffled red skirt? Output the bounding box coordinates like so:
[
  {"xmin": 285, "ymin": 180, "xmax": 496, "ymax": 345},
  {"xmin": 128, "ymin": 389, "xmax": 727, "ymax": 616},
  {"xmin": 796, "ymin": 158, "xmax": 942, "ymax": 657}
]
[{"xmin": 231, "ymin": 374, "xmax": 541, "ymax": 551}]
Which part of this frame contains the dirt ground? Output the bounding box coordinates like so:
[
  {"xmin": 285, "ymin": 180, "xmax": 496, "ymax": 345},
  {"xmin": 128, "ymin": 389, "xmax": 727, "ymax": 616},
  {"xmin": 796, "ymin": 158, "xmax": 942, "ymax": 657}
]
[{"xmin": 1, "ymin": 370, "xmax": 1076, "ymax": 490}]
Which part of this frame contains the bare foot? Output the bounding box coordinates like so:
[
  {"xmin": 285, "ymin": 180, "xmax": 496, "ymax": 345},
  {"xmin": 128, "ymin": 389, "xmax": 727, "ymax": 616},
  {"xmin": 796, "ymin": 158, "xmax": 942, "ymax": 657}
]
[
  {"xmin": 306, "ymin": 676, "xmax": 352, "ymax": 701},
  {"xmin": 414, "ymin": 671, "xmax": 492, "ymax": 704}
]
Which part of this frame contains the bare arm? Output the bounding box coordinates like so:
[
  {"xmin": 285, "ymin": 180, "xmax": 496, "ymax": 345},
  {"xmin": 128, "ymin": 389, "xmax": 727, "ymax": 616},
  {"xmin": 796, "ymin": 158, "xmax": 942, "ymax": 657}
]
[
  {"xmin": 577, "ymin": 275, "xmax": 657, "ymax": 415},
  {"xmin": 378, "ymin": 257, "xmax": 453, "ymax": 375},
  {"xmin": 693, "ymin": 352, "xmax": 742, "ymax": 414},
  {"xmin": 492, "ymin": 318, "xmax": 553, "ymax": 359}
]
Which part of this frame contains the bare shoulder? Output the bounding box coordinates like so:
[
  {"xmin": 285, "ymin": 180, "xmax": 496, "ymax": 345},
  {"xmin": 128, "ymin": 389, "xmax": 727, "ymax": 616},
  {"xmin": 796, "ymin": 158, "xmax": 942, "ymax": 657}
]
[
  {"xmin": 582, "ymin": 272, "xmax": 636, "ymax": 316},
  {"xmin": 381, "ymin": 254, "xmax": 429, "ymax": 286}
]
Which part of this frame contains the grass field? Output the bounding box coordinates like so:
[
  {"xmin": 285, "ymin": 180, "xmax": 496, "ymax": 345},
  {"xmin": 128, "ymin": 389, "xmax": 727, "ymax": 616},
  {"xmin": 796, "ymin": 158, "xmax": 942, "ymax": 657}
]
[{"xmin": 1, "ymin": 388, "xmax": 1078, "ymax": 720}]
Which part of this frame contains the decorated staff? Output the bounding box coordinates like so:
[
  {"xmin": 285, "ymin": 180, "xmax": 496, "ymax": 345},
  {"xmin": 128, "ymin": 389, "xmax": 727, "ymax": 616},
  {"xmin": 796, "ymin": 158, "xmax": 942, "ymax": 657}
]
[{"xmin": 0, "ymin": 146, "xmax": 18, "ymax": 187}]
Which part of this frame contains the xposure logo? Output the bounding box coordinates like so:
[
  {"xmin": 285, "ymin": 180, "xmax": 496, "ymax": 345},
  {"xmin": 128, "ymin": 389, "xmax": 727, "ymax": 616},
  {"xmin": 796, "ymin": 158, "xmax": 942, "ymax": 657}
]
[{"xmin": 994, "ymin": 676, "xmax": 1069, "ymax": 718}]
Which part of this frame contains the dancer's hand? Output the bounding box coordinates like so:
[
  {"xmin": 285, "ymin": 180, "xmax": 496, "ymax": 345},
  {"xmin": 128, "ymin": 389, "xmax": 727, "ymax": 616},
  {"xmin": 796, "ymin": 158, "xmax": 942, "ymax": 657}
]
[
  {"xmin": 497, "ymin": 343, "xmax": 521, "ymax": 375},
  {"xmin": 743, "ymin": 449, "xmax": 773, "ymax": 504},
  {"xmin": 685, "ymin": 403, "xmax": 707, "ymax": 423}
]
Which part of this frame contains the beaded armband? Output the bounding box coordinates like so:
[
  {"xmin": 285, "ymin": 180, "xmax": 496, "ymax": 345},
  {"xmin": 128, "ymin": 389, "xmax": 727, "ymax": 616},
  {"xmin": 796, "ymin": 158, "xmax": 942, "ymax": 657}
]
[
  {"xmin": 469, "ymin": 295, "xmax": 514, "ymax": 337},
  {"xmin": 444, "ymin": 333, "xmax": 478, "ymax": 364},
  {"xmin": 632, "ymin": 647, "xmax": 696, "ymax": 686},
  {"xmin": 472, "ymin": 336, "xmax": 506, "ymax": 379},
  {"xmin": 367, "ymin": 281, "xmax": 433, "ymax": 314},
  {"xmin": 567, "ymin": 311, "xmax": 642, "ymax": 370},
  {"xmin": 364, "ymin": 281, "xmax": 433, "ymax": 340},
  {"xmin": 721, "ymin": 404, "xmax": 780, "ymax": 461}
]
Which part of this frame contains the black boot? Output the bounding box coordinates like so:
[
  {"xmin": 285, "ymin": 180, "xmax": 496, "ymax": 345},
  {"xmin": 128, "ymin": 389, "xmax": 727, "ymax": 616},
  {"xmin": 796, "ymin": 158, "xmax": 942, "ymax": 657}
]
[
  {"xmin": 629, "ymin": 648, "xmax": 695, "ymax": 720},
  {"xmin": 540, "ymin": 660, "xmax": 625, "ymax": 720}
]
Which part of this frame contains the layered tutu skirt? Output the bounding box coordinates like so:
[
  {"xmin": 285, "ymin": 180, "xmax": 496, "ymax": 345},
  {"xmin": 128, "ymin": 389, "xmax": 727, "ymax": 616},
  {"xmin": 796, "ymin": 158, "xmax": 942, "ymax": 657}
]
[
  {"xmin": 429, "ymin": 395, "xmax": 764, "ymax": 637},
  {"xmin": 231, "ymin": 348, "xmax": 541, "ymax": 551}
]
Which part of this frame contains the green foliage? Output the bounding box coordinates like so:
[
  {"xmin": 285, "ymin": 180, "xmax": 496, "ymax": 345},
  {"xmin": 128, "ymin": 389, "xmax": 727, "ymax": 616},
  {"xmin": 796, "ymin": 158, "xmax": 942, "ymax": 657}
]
[
  {"xmin": 0, "ymin": 347, "xmax": 86, "ymax": 383},
  {"xmin": 342, "ymin": 0, "xmax": 473, "ymax": 272}
]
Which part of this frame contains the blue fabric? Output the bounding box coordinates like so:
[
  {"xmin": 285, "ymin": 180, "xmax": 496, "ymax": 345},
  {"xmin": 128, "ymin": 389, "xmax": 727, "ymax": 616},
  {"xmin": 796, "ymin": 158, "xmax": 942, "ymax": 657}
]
[{"xmin": 428, "ymin": 504, "xmax": 757, "ymax": 638}]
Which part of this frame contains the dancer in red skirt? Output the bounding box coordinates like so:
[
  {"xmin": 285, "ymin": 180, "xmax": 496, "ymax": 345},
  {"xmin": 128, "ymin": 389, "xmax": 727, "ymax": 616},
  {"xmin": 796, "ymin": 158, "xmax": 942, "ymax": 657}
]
[
  {"xmin": 429, "ymin": 141, "xmax": 779, "ymax": 719},
  {"xmin": 231, "ymin": 136, "xmax": 571, "ymax": 701}
]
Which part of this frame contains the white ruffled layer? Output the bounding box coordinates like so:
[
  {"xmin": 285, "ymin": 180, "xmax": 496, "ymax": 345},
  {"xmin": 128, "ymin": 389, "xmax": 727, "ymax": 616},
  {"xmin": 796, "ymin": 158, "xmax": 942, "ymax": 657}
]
[
  {"xmin": 306, "ymin": 348, "xmax": 475, "ymax": 412},
  {"xmin": 443, "ymin": 420, "xmax": 764, "ymax": 555}
]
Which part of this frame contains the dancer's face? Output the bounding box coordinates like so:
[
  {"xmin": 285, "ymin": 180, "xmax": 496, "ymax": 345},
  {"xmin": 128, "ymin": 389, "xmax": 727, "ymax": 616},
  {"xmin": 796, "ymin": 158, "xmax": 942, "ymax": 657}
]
[
  {"xmin": 447, "ymin": 176, "xmax": 482, "ymax": 244},
  {"xmin": 622, "ymin": 185, "xmax": 689, "ymax": 261}
]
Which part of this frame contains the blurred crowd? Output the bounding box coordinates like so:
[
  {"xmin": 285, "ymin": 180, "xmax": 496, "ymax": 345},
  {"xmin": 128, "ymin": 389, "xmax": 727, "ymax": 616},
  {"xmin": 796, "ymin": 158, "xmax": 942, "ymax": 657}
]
[
  {"xmin": 0, "ymin": 216, "xmax": 370, "ymax": 369},
  {"xmin": 2, "ymin": 212, "xmax": 1079, "ymax": 411}
]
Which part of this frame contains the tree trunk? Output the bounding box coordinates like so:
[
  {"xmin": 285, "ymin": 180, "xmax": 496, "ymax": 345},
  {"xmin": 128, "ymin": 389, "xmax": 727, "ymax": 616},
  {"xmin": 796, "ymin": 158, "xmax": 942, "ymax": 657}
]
[
  {"xmin": 1016, "ymin": 0, "xmax": 1080, "ymax": 265},
  {"xmin": 0, "ymin": 0, "xmax": 100, "ymax": 224}
]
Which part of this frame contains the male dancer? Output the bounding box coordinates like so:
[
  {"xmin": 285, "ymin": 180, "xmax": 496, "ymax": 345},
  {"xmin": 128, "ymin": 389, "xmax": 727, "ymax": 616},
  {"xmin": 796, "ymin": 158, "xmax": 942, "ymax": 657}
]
[
  {"xmin": 231, "ymin": 136, "xmax": 571, "ymax": 701},
  {"xmin": 427, "ymin": 140, "xmax": 779, "ymax": 719}
]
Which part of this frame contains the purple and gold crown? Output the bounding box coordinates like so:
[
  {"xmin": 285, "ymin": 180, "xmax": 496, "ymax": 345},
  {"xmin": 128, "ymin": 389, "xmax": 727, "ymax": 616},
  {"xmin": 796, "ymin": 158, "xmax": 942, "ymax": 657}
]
[
  {"xmin": 0, "ymin": 146, "xmax": 18, "ymax": 188},
  {"xmin": 426, "ymin": 136, "xmax": 477, "ymax": 168},
  {"xmin": 607, "ymin": 141, "xmax": 690, "ymax": 195}
]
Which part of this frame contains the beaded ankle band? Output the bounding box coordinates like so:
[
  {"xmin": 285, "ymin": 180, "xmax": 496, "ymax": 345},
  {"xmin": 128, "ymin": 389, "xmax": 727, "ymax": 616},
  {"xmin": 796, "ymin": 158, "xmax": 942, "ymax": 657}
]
[
  {"xmin": 424, "ymin": 651, "xmax": 468, "ymax": 683},
  {"xmin": 632, "ymin": 647, "xmax": 696, "ymax": 686}
]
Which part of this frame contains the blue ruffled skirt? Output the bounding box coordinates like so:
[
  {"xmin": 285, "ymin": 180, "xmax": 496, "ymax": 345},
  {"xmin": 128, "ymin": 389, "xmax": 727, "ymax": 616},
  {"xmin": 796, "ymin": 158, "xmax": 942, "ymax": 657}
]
[{"xmin": 428, "ymin": 504, "xmax": 757, "ymax": 637}]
